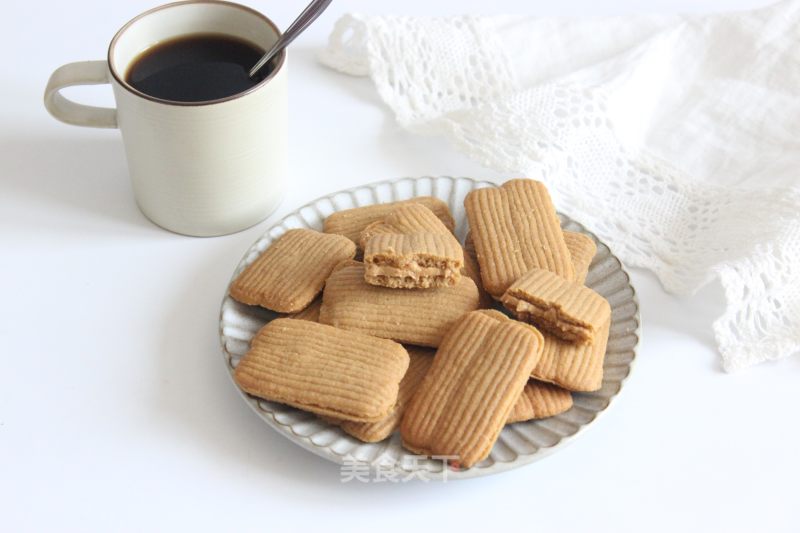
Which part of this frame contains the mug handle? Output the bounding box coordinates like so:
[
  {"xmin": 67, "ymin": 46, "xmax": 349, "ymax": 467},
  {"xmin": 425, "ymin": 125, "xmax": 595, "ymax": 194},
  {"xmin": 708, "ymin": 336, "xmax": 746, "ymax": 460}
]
[{"xmin": 44, "ymin": 61, "xmax": 118, "ymax": 129}]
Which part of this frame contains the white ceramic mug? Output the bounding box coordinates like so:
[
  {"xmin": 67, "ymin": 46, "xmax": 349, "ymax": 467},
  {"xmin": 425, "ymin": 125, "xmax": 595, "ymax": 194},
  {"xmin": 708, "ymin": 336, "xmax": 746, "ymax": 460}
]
[{"xmin": 44, "ymin": 0, "xmax": 287, "ymax": 237}]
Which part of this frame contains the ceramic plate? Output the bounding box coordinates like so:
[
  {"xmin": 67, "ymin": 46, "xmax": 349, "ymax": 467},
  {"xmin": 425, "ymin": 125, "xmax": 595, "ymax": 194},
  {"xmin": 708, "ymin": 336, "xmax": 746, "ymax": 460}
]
[{"xmin": 219, "ymin": 176, "xmax": 640, "ymax": 479}]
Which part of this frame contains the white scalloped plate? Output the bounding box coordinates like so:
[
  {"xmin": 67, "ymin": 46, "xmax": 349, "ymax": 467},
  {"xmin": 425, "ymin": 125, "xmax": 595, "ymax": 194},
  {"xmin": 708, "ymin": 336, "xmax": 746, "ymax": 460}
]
[{"xmin": 219, "ymin": 176, "xmax": 640, "ymax": 479}]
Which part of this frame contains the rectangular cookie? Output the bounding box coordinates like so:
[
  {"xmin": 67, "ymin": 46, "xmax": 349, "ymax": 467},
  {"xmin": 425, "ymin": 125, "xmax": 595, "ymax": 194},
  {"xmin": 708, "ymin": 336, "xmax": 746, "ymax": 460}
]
[
  {"xmin": 364, "ymin": 232, "xmax": 464, "ymax": 289},
  {"xmin": 323, "ymin": 197, "xmax": 455, "ymax": 246},
  {"xmin": 501, "ymin": 267, "xmax": 610, "ymax": 344},
  {"xmin": 563, "ymin": 231, "xmax": 597, "ymax": 285},
  {"xmin": 335, "ymin": 346, "xmax": 434, "ymax": 442},
  {"xmin": 506, "ymin": 380, "xmax": 573, "ymax": 423},
  {"xmin": 319, "ymin": 262, "xmax": 479, "ymax": 347},
  {"xmin": 234, "ymin": 318, "xmax": 409, "ymax": 422},
  {"xmin": 464, "ymin": 229, "xmax": 595, "ymax": 288},
  {"xmin": 358, "ymin": 203, "xmax": 454, "ymax": 250},
  {"xmin": 400, "ymin": 310, "xmax": 543, "ymax": 468},
  {"xmin": 230, "ymin": 229, "xmax": 356, "ymax": 313},
  {"xmin": 361, "ymin": 203, "xmax": 463, "ymax": 288},
  {"xmin": 532, "ymin": 316, "xmax": 610, "ymax": 392},
  {"xmin": 464, "ymin": 179, "xmax": 575, "ymax": 296}
]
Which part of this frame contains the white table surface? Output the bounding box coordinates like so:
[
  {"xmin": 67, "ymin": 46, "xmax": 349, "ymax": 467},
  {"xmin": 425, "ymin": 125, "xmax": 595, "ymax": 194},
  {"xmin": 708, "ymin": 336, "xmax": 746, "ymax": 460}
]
[{"xmin": 2, "ymin": 0, "xmax": 798, "ymax": 531}]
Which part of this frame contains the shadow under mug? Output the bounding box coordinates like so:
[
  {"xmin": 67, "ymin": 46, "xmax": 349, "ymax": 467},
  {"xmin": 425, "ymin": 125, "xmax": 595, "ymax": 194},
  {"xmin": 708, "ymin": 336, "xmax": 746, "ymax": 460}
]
[{"xmin": 44, "ymin": 0, "xmax": 288, "ymax": 237}]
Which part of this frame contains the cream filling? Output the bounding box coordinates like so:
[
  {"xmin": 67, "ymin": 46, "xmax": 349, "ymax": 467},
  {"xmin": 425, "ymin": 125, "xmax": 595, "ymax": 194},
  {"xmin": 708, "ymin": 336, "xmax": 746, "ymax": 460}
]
[{"xmin": 506, "ymin": 294, "xmax": 592, "ymax": 342}]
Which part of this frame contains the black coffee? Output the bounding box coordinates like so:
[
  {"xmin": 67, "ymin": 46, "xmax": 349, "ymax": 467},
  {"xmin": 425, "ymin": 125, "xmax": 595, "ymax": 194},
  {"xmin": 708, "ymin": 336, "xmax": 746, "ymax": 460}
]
[{"xmin": 126, "ymin": 34, "xmax": 274, "ymax": 103}]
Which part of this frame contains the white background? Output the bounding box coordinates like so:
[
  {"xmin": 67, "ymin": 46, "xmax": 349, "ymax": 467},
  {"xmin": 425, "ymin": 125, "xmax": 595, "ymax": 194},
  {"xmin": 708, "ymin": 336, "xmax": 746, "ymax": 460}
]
[{"xmin": 1, "ymin": 0, "xmax": 798, "ymax": 531}]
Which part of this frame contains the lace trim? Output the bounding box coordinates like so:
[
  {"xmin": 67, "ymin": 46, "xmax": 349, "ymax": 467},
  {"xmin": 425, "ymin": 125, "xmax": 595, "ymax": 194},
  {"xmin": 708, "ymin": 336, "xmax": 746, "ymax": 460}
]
[{"xmin": 320, "ymin": 14, "xmax": 800, "ymax": 371}]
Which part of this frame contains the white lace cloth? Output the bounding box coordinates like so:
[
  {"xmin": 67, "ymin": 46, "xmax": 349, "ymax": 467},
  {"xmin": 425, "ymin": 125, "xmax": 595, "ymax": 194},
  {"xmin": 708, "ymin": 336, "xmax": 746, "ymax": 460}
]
[{"xmin": 320, "ymin": 0, "xmax": 800, "ymax": 371}]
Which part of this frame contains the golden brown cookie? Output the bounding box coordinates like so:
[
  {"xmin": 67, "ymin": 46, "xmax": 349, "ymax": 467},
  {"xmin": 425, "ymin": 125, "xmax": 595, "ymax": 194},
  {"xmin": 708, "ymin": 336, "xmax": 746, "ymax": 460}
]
[
  {"xmin": 361, "ymin": 204, "xmax": 463, "ymax": 289},
  {"xmin": 501, "ymin": 267, "xmax": 610, "ymax": 344},
  {"xmin": 464, "ymin": 179, "xmax": 575, "ymax": 296},
  {"xmin": 234, "ymin": 319, "xmax": 409, "ymax": 422},
  {"xmin": 335, "ymin": 346, "xmax": 434, "ymax": 442},
  {"xmin": 319, "ymin": 261, "xmax": 479, "ymax": 347},
  {"xmin": 323, "ymin": 197, "xmax": 455, "ymax": 246},
  {"xmin": 506, "ymin": 380, "xmax": 573, "ymax": 423},
  {"xmin": 523, "ymin": 233, "xmax": 607, "ymax": 391},
  {"xmin": 364, "ymin": 232, "xmax": 464, "ymax": 289},
  {"xmin": 532, "ymin": 316, "xmax": 610, "ymax": 392},
  {"xmin": 563, "ymin": 231, "xmax": 597, "ymax": 285},
  {"xmin": 358, "ymin": 203, "xmax": 454, "ymax": 250},
  {"xmin": 465, "ymin": 229, "xmax": 595, "ymax": 286},
  {"xmin": 230, "ymin": 229, "xmax": 356, "ymax": 313},
  {"xmin": 400, "ymin": 310, "xmax": 543, "ymax": 468}
]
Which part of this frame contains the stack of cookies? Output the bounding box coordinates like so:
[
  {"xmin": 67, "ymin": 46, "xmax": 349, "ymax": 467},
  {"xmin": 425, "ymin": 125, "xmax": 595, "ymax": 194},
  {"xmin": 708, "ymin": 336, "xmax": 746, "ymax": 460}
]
[{"xmin": 230, "ymin": 179, "xmax": 611, "ymax": 469}]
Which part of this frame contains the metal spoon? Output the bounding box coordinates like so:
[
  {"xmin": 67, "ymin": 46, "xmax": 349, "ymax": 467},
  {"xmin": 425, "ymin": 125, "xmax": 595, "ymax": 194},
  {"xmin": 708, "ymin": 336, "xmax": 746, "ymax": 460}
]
[{"xmin": 249, "ymin": 0, "xmax": 333, "ymax": 78}]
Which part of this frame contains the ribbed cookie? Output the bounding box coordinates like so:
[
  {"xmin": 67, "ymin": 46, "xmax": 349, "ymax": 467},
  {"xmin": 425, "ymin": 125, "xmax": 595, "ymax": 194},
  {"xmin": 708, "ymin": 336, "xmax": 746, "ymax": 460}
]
[
  {"xmin": 364, "ymin": 232, "xmax": 464, "ymax": 289},
  {"xmin": 563, "ymin": 231, "xmax": 597, "ymax": 285},
  {"xmin": 324, "ymin": 197, "xmax": 455, "ymax": 246},
  {"xmin": 335, "ymin": 347, "xmax": 434, "ymax": 442},
  {"xmin": 464, "ymin": 179, "xmax": 574, "ymax": 296},
  {"xmin": 319, "ymin": 262, "xmax": 479, "ymax": 347},
  {"xmin": 400, "ymin": 310, "xmax": 543, "ymax": 468},
  {"xmin": 465, "ymin": 229, "xmax": 595, "ymax": 285},
  {"xmin": 462, "ymin": 233, "xmax": 498, "ymax": 309},
  {"xmin": 532, "ymin": 316, "xmax": 610, "ymax": 392},
  {"xmin": 358, "ymin": 203, "xmax": 453, "ymax": 248},
  {"xmin": 501, "ymin": 267, "xmax": 610, "ymax": 344},
  {"xmin": 230, "ymin": 229, "xmax": 356, "ymax": 313},
  {"xmin": 506, "ymin": 380, "xmax": 573, "ymax": 423},
  {"xmin": 525, "ymin": 233, "xmax": 606, "ymax": 391},
  {"xmin": 234, "ymin": 319, "xmax": 409, "ymax": 422}
]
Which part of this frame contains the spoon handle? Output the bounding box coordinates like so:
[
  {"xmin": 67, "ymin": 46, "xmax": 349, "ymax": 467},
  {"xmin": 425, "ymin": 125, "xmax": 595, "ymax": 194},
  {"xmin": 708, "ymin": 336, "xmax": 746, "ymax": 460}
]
[{"xmin": 249, "ymin": 0, "xmax": 333, "ymax": 78}]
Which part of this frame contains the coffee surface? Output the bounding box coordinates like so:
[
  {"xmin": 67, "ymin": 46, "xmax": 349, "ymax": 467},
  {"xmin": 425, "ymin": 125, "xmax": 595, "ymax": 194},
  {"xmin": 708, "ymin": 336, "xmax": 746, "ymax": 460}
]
[{"xmin": 126, "ymin": 34, "xmax": 273, "ymax": 102}]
